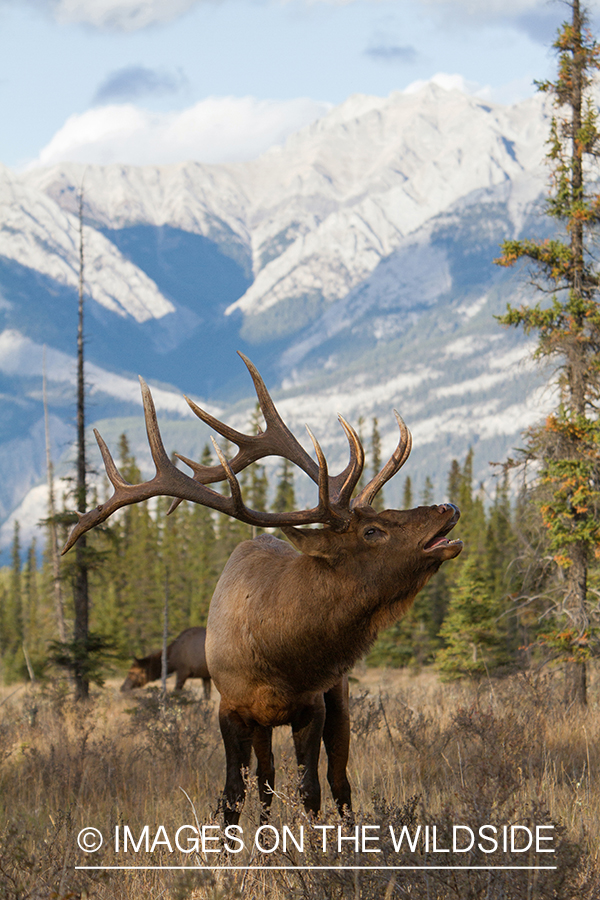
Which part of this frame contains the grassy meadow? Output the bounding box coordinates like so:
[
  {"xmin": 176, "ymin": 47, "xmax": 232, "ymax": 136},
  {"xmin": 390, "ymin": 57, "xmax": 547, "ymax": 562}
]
[{"xmin": 1, "ymin": 664, "xmax": 600, "ymax": 899}]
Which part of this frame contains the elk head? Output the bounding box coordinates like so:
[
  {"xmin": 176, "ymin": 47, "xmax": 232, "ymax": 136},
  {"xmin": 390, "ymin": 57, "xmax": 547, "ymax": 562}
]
[{"xmin": 120, "ymin": 659, "xmax": 148, "ymax": 692}]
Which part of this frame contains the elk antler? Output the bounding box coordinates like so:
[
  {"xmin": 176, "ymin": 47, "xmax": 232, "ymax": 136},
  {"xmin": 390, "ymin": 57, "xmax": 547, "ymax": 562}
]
[
  {"xmin": 62, "ymin": 354, "xmax": 412, "ymax": 554},
  {"xmin": 351, "ymin": 411, "xmax": 412, "ymax": 509}
]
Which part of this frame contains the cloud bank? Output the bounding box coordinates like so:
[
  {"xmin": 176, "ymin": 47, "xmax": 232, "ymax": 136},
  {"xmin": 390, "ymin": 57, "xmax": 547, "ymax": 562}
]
[
  {"xmin": 28, "ymin": 95, "xmax": 331, "ymax": 168},
  {"xmin": 5, "ymin": 0, "xmax": 577, "ymax": 33},
  {"xmin": 45, "ymin": 0, "xmax": 198, "ymax": 31}
]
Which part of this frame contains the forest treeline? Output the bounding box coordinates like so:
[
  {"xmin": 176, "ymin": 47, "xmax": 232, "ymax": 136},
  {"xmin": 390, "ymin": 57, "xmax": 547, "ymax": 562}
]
[{"xmin": 0, "ymin": 417, "xmax": 584, "ymax": 686}]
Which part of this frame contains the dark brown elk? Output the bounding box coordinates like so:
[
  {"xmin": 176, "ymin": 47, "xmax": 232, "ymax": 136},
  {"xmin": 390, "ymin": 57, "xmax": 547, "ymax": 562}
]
[
  {"xmin": 120, "ymin": 626, "xmax": 211, "ymax": 698},
  {"xmin": 63, "ymin": 353, "xmax": 462, "ymax": 823}
]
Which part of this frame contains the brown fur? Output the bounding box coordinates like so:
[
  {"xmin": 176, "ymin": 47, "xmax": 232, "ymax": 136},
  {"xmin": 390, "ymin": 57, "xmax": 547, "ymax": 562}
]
[
  {"xmin": 207, "ymin": 503, "xmax": 462, "ymax": 822},
  {"xmin": 121, "ymin": 626, "xmax": 211, "ymax": 699}
]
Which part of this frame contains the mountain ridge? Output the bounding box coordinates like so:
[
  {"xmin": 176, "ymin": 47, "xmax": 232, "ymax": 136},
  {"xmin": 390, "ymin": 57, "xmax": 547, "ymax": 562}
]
[{"xmin": 0, "ymin": 82, "xmax": 558, "ymax": 553}]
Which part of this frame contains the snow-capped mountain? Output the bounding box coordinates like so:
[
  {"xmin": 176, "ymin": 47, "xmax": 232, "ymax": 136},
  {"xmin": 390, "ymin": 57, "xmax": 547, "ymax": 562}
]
[{"xmin": 0, "ymin": 83, "xmax": 557, "ymax": 552}]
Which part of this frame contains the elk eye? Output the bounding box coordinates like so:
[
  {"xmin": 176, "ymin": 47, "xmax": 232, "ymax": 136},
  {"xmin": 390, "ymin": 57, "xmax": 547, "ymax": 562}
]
[{"xmin": 363, "ymin": 526, "xmax": 385, "ymax": 541}]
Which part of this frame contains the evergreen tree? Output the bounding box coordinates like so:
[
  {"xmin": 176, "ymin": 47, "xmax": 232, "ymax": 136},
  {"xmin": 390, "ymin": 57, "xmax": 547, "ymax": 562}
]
[
  {"xmin": 216, "ymin": 440, "xmax": 251, "ymax": 568},
  {"xmin": 370, "ymin": 418, "xmax": 384, "ymax": 512},
  {"xmin": 23, "ymin": 541, "xmax": 43, "ymax": 671},
  {"xmin": 244, "ymin": 404, "xmax": 269, "ymax": 534},
  {"xmin": 436, "ymin": 554, "xmax": 509, "ymax": 680},
  {"xmin": 354, "ymin": 416, "xmax": 367, "ymax": 495},
  {"xmin": 447, "ymin": 459, "xmax": 461, "ymax": 505},
  {"xmin": 2, "ymin": 522, "xmax": 24, "ymax": 681},
  {"xmin": 421, "ymin": 476, "xmax": 434, "ymax": 505},
  {"xmin": 272, "ymin": 458, "xmax": 296, "ymax": 514},
  {"xmin": 494, "ymin": 0, "xmax": 600, "ymax": 704},
  {"xmin": 188, "ymin": 444, "xmax": 219, "ymax": 627},
  {"xmin": 402, "ymin": 476, "xmax": 413, "ymax": 509}
]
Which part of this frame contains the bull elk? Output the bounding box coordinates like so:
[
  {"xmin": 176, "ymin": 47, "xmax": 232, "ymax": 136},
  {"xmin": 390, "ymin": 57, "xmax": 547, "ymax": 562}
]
[
  {"xmin": 120, "ymin": 626, "xmax": 211, "ymax": 698},
  {"xmin": 63, "ymin": 353, "xmax": 463, "ymax": 823}
]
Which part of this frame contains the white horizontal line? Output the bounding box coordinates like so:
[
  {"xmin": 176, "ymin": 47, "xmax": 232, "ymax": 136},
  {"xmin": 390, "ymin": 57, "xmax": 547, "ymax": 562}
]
[{"xmin": 76, "ymin": 865, "xmax": 558, "ymax": 871}]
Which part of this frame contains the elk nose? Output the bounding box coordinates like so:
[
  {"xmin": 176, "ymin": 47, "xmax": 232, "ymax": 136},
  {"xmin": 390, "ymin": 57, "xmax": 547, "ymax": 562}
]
[{"xmin": 438, "ymin": 503, "xmax": 460, "ymax": 525}]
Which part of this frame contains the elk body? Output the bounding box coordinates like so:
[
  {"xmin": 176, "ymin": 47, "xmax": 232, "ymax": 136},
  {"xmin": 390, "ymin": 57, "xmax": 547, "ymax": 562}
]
[
  {"xmin": 64, "ymin": 353, "xmax": 462, "ymax": 823},
  {"xmin": 120, "ymin": 626, "xmax": 211, "ymax": 698}
]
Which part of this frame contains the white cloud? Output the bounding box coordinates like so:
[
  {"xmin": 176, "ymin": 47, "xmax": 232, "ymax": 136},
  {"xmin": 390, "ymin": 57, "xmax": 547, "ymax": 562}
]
[
  {"xmin": 404, "ymin": 72, "xmax": 487, "ymax": 96},
  {"xmin": 419, "ymin": 0, "xmax": 549, "ymax": 17},
  {"xmin": 12, "ymin": 0, "xmax": 593, "ymax": 34},
  {"xmin": 28, "ymin": 96, "xmax": 331, "ymax": 168},
  {"xmin": 47, "ymin": 0, "xmax": 198, "ymax": 31}
]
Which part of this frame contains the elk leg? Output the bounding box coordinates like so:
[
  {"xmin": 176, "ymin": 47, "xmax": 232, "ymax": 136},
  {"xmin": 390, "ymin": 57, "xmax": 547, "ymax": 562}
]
[
  {"xmin": 203, "ymin": 678, "xmax": 212, "ymax": 700},
  {"xmin": 175, "ymin": 672, "xmax": 186, "ymax": 690},
  {"xmin": 252, "ymin": 725, "xmax": 275, "ymax": 823},
  {"xmin": 323, "ymin": 677, "xmax": 352, "ymax": 815},
  {"xmin": 218, "ymin": 704, "xmax": 253, "ymax": 825},
  {"xmin": 291, "ymin": 698, "xmax": 326, "ymax": 816}
]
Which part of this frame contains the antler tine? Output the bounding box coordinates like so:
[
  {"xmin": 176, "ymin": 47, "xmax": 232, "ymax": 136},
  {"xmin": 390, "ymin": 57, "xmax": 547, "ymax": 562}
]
[
  {"xmin": 238, "ymin": 352, "xmax": 318, "ymax": 481},
  {"xmin": 210, "ymin": 437, "xmax": 245, "ymax": 511},
  {"xmin": 62, "ymin": 424, "xmax": 159, "ymax": 554},
  {"xmin": 95, "ymin": 429, "xmax": 130, "ymax": 489},
  {"xmin": 351, "ymin": 411, "xmax": 412, "ymax": 510},
  {"xmin": 140, "ymin": 377, "xmax": 172, "ymax": 473},
  {"xmin": 333, "ymin": 415, "xmax": 365, "ymax": 508},
  {"xmin": 184, "ymin": 394, "xmax": 250, "ymax": 447},
  {"xmin": 305, "ymin": 425, "xmax": 331, "ymax": 515}
]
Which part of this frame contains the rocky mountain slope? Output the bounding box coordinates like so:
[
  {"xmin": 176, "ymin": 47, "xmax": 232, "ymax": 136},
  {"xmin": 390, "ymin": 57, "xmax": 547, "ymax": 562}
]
[{"xmin": 0, "ymin": 84, "xmax": 556, "ymax": 551}]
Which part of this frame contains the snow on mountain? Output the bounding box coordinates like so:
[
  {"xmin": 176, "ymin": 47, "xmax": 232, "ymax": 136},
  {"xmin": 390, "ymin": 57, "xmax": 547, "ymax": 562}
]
[
  {"xmin": 0, "ymin": 83, "xmax": 564, "ymax": 552},
  {"xmin": 1, "ymin": 165, "xmax": 176, "ymax": 323},
  {"xmin": 24, "ymin": 85, "xmax": 549, "ymax": 342}
]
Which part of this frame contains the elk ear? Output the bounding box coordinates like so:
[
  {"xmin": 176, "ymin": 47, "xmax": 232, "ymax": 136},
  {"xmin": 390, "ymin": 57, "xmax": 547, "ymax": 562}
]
[{"xmin": 281, "ymin": 525, "xmax": 345, "ymax": 560}]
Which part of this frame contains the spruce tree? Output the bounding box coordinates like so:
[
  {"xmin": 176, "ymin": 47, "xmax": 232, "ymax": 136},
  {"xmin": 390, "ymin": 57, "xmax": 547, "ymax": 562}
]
[
  {"xmin": 495, "ymin": 0, "xmax": 600, "ymax": 704},
  {"xmin": 370, "ymin": 418, "xmax": 384, "ymax": 512},
  {"xmin": 3, "ymin": 522, "xmax": 24, "ymax": 681},
  {"xmin": 402, "ymin": 476, "xmax": 413, "ymax": 509},
  {"xmin": 272, "ymin": 458, "xmax": 296, "ymax": 513},
  {"xmin": 447, "ymin": 459, "xmax": 461, "ymax": 505},
  {"xmin": 421, "ymin": 476, "xmax": 434, "ymax": 505},
  {"xmin": 188, "ymin": 444, "xmax": 219, "ymax": 627},
  {"xmin": 436, "ymin": 554, "xmax": 509, "ymax": 680},
  {"xmin": 23, "ymin": 541, "xmax": 43, "ymax": 672}
]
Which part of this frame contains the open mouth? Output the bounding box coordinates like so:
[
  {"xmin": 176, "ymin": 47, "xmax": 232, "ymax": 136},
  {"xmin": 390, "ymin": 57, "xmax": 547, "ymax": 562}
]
[{"xmin": 423, "ymin": 504, "xmax": 463, "ymax": 555}]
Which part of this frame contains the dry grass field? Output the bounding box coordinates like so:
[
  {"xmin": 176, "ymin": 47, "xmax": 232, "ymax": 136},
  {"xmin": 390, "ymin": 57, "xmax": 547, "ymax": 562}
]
[{"xmin": 1, "ymin": 664, "xmax": 600, "ymax": 899}]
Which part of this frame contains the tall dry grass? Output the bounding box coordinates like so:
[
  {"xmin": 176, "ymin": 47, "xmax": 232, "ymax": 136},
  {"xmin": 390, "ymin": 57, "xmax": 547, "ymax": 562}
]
[{"xmin": 1, "ymin": 666, "xmax": 599, "ymax": 899}]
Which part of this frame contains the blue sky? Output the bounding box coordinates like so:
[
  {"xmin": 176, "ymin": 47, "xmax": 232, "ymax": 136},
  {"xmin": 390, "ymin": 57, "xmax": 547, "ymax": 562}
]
[{"xmin": 0, "ymin": 0, "xmax": 596, "ymax": 170}]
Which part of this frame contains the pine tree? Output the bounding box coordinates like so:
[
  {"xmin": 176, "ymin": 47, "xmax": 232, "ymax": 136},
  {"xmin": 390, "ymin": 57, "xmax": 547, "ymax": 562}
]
[
  {"xmin": 495, "ymin": 0, "xmax": 600, "ymax": 704},
  {"xmin": 447, "ymin": 459, "xmax": 461, "ymax": 505},
  {"xmin": 354, "ymin": 416, "xmax": 367, "ymax": 495},
  {"xmin": 23, "ymin": 541, "xmax": 43, "ymax": 672},
  {"xmin": 2, "ymin": 522, "xmax": 24, "ymax": 681},
  {"xmin": 370, "ymin": 418, "xmax": 384, "ymax": 512},
  {"xmin": 72, "ymin": 186, "xmax": 91, "ymax": 699},
  {"xmin": 421, "ymin": 476, "xmax": 434, "ymax": 505},
  {"xmin": 215, "ymin": 440, "xmax": 251, "ymax": 568},
  {"xmin": 436, "ymin": 554, "xmax": 509, "ymax": 680},
  {"xmin": 188, "ymin": 444, "xmax": 219, "ymax": 627},
  {"xmin": 244, "ymin": 404, "xmax": 269, "ymax": 534},
  {"xmin": 402, "ymin": 476, "xmax": 413, "ymax": 509},
  {"xmin": 272, "ymin": 458, "xmax": 296, "ymax": 514}
]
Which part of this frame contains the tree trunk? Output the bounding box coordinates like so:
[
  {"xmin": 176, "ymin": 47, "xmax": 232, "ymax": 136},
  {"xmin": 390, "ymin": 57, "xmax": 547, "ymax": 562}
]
[
  {"xmin": 73, "ymin": 188, "xmax": 90, "ymax": 701},
  {"xmin": 565, "ymin": 659, "xmax": 587, "ymax": 707},
  {"xmin": 565, "ymin": 540, "xmax": 588, "ymax": 706},
  {"xmin": 43, "ymin": 347, "xmax": 67, "ymax": 644}
]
